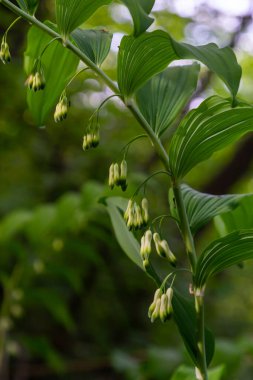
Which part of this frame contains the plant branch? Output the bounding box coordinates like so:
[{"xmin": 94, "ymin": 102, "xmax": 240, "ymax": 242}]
[
  {"xmin": 1, "ymin": 0, "xmax": 171, "ymax": 173},
  {"xmin": 0, "ymin": 3, "xmax": 208, "ymax": 378}
]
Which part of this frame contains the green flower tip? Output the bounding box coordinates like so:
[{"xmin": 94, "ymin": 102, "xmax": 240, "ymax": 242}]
[
  {"xmin": 0, "ymin": 40, "xmax": 11, "ymax": 64},
  {"xmin": 108, "ymin": 160, "xmax": 128, "ymax": 191}
]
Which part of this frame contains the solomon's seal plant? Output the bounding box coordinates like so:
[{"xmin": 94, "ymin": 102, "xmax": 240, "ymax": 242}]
[{"xmin": 1, "ymin": 1, "xmax": 253, "ymax": 379}]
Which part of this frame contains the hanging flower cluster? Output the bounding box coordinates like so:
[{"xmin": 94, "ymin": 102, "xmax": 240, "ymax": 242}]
[
  {"xmin": 26, "ymin": 60, "xmax": 45, "ymax": 92},
  {"xmin": 148, "ymin": 287, "xmax": 173, "ymax": 323},
  {"xmin": 0, "ymin": 39, "xmax": 11, "ymax": 64},
  {"xmin": 108, "ymin": 160, "xmax": 127, "ymax": 191},
  {"xmin": 124, "ymin": 198, "xmax": 149, "ymax": 230},
  {"xmin": 82, "ymin": 122, "xmax": 100, "ymax": 150},
  {"xmin": 54, "ymin": 91, "xmax": 69, "ymax": 122}
]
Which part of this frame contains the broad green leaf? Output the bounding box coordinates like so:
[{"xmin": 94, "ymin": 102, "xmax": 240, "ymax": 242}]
[
  {"xmin": 118, "ymin": 31, "xmax": 178, "ymax": 97},
  {"xmin": 16, "ymin": 0, "xmax": 39, "ymax": 14},
  {"xmin": 195, "ymin": 230, "xmax": 253, "ymax": 288},
  {"xmin": 24, "ymin": 22, "xmax": 79, "ymax": 125},
  {"xmin": 215, "ymin": 196, "xmax": 253, "ymax": 237},
  {"xmin": 105, "ymin": 197, "xmax": 143, "ymax": 268},
  {"xmin": 71, "ymin": 28, "xmax": 113, "ymax": 66},
  {"xmin": 136, "ymin": 64, "xmax": 200, "ymax": 135},
  {"xmin": 171, "ymin": 364, "xmax": 225, "ymax": 380},
  {"xmin": 169, "ymin": 96, "xmax": 253, "ymax": 179},
  {"xmin": 172, "ymin": 40, "xmax": 241, "ymax": 100},
  {"xmin": 172, "ymin": 290, "xmax": 214, "ymax": 366},
  {"xmin": 120, "ymin": 0, "xmax": 155, "ymax": 36},
  {"xmin": 118, "ymin": 32, "xmax": 241, "ymax": 98},
  {"xmin": 55, "ymin": 0, "xmax": 112, "ymax": 38},
  {"xmin": 180, "ymin": 184, "xmax": 249, "ymax": 235}
]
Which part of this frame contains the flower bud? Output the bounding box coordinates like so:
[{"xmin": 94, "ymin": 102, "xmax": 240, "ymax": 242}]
[
  {"xmin": 148, "ymin": 288, "xmax": 162, "ymax": 318},
  {"xmin": 120, "ymin": 160, "xmax": 127, "ymax": 181},
  {"xmin": 86, "ymin": 133, "xmax": 93, "ymax": 148},
  {"xmin": 119, "ymin": 159, "xmax": 128, "ymax": 191},
  {"xmin": 124, "ymin": 199, "xmax": 133, "ymax": 221},
  {"xmin": 151, "ymin": 298, "xmax": 161, "ymax": 323},
  {"xmin": 159, "ymin": 294, "xmax": 168, "ymax": 322},
  {"xmin": 153, "ymin": 232, "xmax": 162, "ymax": 249},
  {"xmin": 166, "ymin": 287, "xmax": 173, "ymax": 317},
  {"xmin": 141, "ymin": 198, "xmax": 149, "ymax": 225},
  {"xmin": 0, "ymin": 41, "xmax": 11, "ymax": 64},
  {"xmin": 82, "ymin": 135, "xmax": 88, "ymax": 151},
  {"xmin": 135, "ymin": 204, "xmax": 143, "ymax": 229},
  {"xmin": 144, "ymin": 229, "xmax": 152, "ymax": 257},
  {"xmin": 113, "ymin": 163, "xmax": 120, "ymax": 185},
  {"xmin": 108, "ymin": 163, "xmax": 115, "ymax": 189},
  {"xmin": 160, "ymin": 240, "xmax": 177, "ymax": 266},
  {"xmin": 92, "ymin": 130, "xmax": 100, "ymax": 147},
  {"xmin": 54, "ymin": 94, "xmax": 69, "ymax": 122},
  {"xmin": 26, "ymin": 74, "xmax": 34, "ymax": 90},
  {"xmin": 140, "ymin": 235, "xmax": 146, "ymax": 259},
  {"xmin": 153, "ymin": 233, "xmax": 176, "ymax": 266},
  {"xmin": 26, "ymin": 67, "xmax": 45, "ymax": 92},
  {"xmin": 127, "ymin": 207, "xmax": 135, "ymax": 230}
]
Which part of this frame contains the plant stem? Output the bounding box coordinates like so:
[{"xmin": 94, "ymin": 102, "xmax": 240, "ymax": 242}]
[
  {"xmin": 172, "ymin": 182, "xmax": 197, "ymax": 273},
  {"xmin": 172, "ymin": 183, "xmax": 208, "ymax": 379},
  {"xmin": 195, "ymin": 293, "xmax": 208, "ymax": 380},
  {"xmin": 0, "ymin": 2, "xmax": 208, "ymax": 377}
]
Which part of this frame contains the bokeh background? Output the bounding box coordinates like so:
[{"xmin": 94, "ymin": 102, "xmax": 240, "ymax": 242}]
[{"xmin": 0, "ymin": 0, "xmax": 253, "ymax": 379}]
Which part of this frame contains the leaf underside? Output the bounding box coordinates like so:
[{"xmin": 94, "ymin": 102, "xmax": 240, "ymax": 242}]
[
  {"xmin": 195, "ymin": 230, "xmax": 253, "ymax": 287},
  {"xmin": 169, "ymin": 96, "xmax": 253, "ymax": 179},
  {"xmin": 55, "ymin": 0, "xmax": 112, "ymax": 37},
  {"xmin": 71, "ymin": 28, "xmax": 113, "ymax": 66},
  {"xmin": 136, "ymin": 64, "xmax": 200, "ymax": 136},
  {"xmin": 120, "ymin": 0, "xmax": 155, "ymax": 36},
  {"xmin": 181, "ymin": 184, "xmax": 250, "ymax": 235},
  {"xmin": 118, "ymin": 31, "xmax": 241, "ymax": 99}
]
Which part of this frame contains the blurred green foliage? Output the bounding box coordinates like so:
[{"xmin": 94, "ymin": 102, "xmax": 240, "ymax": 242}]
[{"xmin": 0, "ymin": 1, "xmax": 253, "ymax": 379}]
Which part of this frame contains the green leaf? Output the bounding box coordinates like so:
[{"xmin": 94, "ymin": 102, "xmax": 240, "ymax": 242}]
[
  {"xmin": 55, "ymin": 0, "xmax": 112, "ymax": 38},
  {"xmin": 136, "ymin": 64, "xmax": 200, "ymax": 135},
  {"xmin": 24, "ymin": 22, "xmax": 79, "ymax": 125},
  {"xmin": 105, "ymin": 197, "xmax": 143, "ymax": 269},
  {"xmin": 71, "ymin": 28, "xmax": 112, "ymax": 66},
  {"xmin": 169, "ymin": 96, "xmax": 253, "ymax": 179},
  {"xmin": 180, "ymin": 184, "xmax": 249, "ymax": 235},
  {"xmin": 171, "ymin": 364, "xmax": 225, "ymax": 380},
  {"xmin": 16, "ymin": 0, "xmax": 39, "ymax": 14},
  {"xmin": 172, "ymin": 290, "xmax": 214, "ymax": 366},
  {"xmin": 118, "ymin": 31, "xmax": 178, "ymax": 97},
  {"xmin": 215, "ymin": 196, "xmax": 253, "ymax": 236},
  {"xmin": 172, "ymin": 40, "xmax": 241, "ymax": 100},
  {"xmin": 120, "ymin": 0, "xmax": 155, "ymax": 36},
  {"xmin": 118, "ymin": 32, "xmax": 241, "ymax": 98},
  {"xmin": 195, "ymin": 230, "xmax": 253, "ymax": 288}
]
